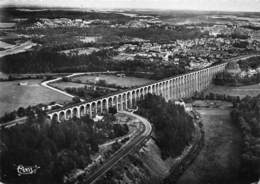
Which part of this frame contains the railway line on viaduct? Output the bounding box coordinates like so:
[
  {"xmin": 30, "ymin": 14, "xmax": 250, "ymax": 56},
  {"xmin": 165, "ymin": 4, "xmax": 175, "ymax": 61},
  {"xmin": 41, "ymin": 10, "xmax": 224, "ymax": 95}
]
[
  {"xmin": 1, "ymin": 54, "xmax": 258, "ymax": 127},
  {"xmin": 47, "ymin": 53, "xmax": 260, "ymax": 121},
  {"xmin": 47, "ymin": 61, "xmax": 228, "ymax": 121}
]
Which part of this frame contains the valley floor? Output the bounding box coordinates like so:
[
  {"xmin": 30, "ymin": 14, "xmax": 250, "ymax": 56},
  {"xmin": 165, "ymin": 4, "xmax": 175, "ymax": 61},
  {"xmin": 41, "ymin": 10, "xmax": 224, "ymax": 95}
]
[{"xmin": 177, "ymin": 102, "xmax": 243, "ymax": 184}]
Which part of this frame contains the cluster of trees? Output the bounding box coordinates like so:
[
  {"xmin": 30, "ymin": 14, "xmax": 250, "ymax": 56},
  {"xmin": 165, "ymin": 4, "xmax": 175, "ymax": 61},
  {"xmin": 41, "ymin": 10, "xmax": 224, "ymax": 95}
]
[
  {"xmin": 1, "ymin": 116, "xmax": 94, "ymax": 184},
  {"xmin": 65, "ymin": 86, "xmax": 116, "ymax": 99},
  {"xmin": 0, "ymin": 105, "xmax": 46, "ymax": 124},
  {"xmin": 214, "ymin": 57, "xmax": 260, "ymax": 86},
  {"xmin": 113, "ymin": 124, "xmax": 129, "ymax": 138},
  {"xmin": 233, "ymin": 41, "xmax": 249, "ymax": 48},
  {"xmin": 0, "ymin": 113, "xmax": 129, "ymax": 184},
  {"xmin": 16, "ymin": 25, "xmax": 145, "ymax": 48},
  {"xmin": 136, "ymin": 94, "xmax": 195, "ymax": 159},
  {"xmin": 0, "ymin": 48, "xmax": 118, "ymax": 73},
  {"xmin": 192, "ymin": 91, "xmax": 243, "ymax": 109},
  {"xmin": 112, "ymin": 58, "xmax": 187, "ymax": 80},
  {"xmin": 230, "ymin": 95, "xmax": 260, "ymax": 182},
  {"xmin": 0, "ymin": 75, "xmax": 43, "ymax": 82},
  {"xmin": 49, "ymin": 39, "xmax": 141, "ymax": 52},
  {"xmin": 149, "ymin": 62, "xmax": 187, "ymax": 80},
  {"xmin": 3, "ymin": 7, "xmax": 132, "ymax": 25},
  {"xmin": 231, "ymin": 32, "xmax": 249, "ymax": 39},
  {"xmin": 117, "ymin": 27, "xmax": 207, "ymax": 42},
  {"xmin": 16, "ymin": 25, "xmax": 207, "ymax": 49},
  {"xmin": 242, "ymin": 25, "xmax": 260, "ymax": 31},
  {"xmin": 94, "ymin": 79, "xmax": 127, "ymax": 89},
  {"xmin": 1, "ymin": 21, "xmax": 203, "ymax": 77},
  {"xmin": 214, "ymin": 72, "xmax": 260, "ymax": 86},
  {"xmin": 0, "ymin": 112, "xmax": 16, "ymax": 124},
  {"xmin": 71, "ymin": 78, "xmax": 128, "ymax": 90},
  {"xmin": 1, "ymin": 47, "xmax": 189, "ymax": 80},
  {"xmin": 238, "ymin": 56, "xmax": 260, "ymax": 70},
  {"xmin": 193, "ymin": 91, "xmax": 241, "ymax": 104}
]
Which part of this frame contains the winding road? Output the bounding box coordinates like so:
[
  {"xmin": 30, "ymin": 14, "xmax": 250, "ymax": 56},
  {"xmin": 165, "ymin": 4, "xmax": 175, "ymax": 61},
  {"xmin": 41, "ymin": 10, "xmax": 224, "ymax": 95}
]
[{"xmin": 41, "ymin": 71, "xmax": 119, "ymax": 100}]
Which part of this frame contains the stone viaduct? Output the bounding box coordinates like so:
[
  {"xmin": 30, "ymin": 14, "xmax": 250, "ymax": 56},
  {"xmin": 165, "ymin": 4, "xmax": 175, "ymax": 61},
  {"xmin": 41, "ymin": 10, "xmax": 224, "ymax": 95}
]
[{"xmin": 47, "ymin": 62, "xmax": 227, "ymax": 122}]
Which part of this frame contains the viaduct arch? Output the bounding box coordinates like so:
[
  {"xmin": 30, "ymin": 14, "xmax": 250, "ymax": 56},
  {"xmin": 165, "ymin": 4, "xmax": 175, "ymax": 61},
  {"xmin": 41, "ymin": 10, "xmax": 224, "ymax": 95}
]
[{"xmin": 47, "ymin": 62, "xmax": 227, "ymax": 121}]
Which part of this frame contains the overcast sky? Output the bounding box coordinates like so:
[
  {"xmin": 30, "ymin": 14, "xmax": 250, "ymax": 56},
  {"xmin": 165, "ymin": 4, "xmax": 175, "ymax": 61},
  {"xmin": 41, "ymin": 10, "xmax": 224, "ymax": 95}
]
[{"xmin": 2, "ymin": 0, "xmax": 260, "ymax": 12}]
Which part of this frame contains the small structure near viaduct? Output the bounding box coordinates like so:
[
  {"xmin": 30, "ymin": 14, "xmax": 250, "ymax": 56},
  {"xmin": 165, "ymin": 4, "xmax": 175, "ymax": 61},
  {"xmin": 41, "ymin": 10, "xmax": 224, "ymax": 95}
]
[{"xmin": 47, "ymin": 62, "xmax": 227, "ymax": 121}]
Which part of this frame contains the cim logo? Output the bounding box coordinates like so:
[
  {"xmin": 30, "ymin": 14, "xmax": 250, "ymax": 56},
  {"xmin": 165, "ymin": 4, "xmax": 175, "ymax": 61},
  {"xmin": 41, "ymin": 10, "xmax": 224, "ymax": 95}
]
[{"xmin": 17, "ymin": 165, "xmax": 40, "ymax": 176}]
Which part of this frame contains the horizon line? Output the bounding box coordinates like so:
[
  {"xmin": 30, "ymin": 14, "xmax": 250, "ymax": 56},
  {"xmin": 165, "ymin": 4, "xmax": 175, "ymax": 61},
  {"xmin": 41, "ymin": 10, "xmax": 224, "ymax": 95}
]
[{"xmin": 2, "ymin": 4, "xmax": 260, "ymax": 13}]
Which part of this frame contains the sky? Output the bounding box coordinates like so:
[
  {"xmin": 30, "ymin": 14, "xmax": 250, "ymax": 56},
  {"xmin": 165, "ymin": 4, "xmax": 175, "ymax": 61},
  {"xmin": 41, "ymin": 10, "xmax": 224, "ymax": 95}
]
[{"xmin": 1, "ymin": 0, "xmax": 260, "ymax": 12}]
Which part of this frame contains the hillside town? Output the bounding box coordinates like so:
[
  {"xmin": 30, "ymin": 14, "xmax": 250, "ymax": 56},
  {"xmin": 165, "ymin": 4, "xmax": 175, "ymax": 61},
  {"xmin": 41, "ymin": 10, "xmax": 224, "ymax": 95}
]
[{"xmin": 113, "ymin": 36, "xmax": 260, "ymax": 70}]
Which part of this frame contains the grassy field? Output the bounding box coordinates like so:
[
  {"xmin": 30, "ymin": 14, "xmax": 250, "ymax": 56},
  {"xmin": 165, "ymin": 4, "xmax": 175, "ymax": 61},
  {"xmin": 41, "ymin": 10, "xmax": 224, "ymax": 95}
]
[
  {"xmin": 204, "ymin": 83, "xmax": 260, "ymax": 98},
  {"xmin": 178, "ymin": 102, "xmax": 243, "ymax": 184},
  {"xmin": 73, "ymin": 74, "xmax": 154, "ymax": 88},
  {"xmin": 0, "ymin": 80, "xmax": 71, "ymax": 116}
]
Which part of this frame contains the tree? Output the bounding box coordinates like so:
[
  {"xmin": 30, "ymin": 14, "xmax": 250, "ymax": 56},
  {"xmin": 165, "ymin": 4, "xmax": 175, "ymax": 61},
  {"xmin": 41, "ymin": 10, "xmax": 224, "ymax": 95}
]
[
  {"xmin": 109, "ymin": 107, "xmax": 117, "ymax": 115},
  {"xmin": 72, "ymin": 96, "xmax": 81, "ymax": 103},
  {"xmin": 111, "ymin": 141, "xmax": 121, "ymax": 151},
  {"xmin": 17, "ymin": 107, "xmax": 26, "ymax": 117},
  {"xmin": 113, "ymin": 124, "xmax": 129, "ymax": 137}
]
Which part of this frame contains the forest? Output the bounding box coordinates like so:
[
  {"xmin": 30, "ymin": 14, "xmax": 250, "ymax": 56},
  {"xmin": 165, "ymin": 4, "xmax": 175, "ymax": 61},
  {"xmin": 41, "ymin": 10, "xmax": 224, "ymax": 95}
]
[
  {"xmin": 119, "ymin": 26, "xmax": 206, "ymax": 42},
  {"xmin": 238, "ymin": 56, "xmax": 260, "ymax": 70},
  {"xmin": 136, "ymin": 94, "xmax": 195, "ymax": 159},
  {"xmin": 230, "ymin": 95, "xmax": 260, "ymax": 182},
  {"xmin": 0, "ymin": 114, "xmax": 128, "ymax": 184},
  {"xmin": 0, "ymin": 47, "xmax": 188, "ymax": 80},
  {"xmin": 2, "ymin": 7, "xmax": 133, "ymax": 24},
  {"xmin": 0, "ymin": 48, "xmax": 117, "ymax": 73}
]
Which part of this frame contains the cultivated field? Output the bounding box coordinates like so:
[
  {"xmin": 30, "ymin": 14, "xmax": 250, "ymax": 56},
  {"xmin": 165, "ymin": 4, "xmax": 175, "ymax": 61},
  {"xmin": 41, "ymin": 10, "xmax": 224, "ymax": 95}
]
[
  {"xmin": 204, "ymin": 83, "xmax": 260, "ymax": 97},
  {"xmin": 0, "ymin": 80, "xmax": 71, "ymax": 116},
  {"xmin": 0, "ymin": 41, "xmax": 37, "ymax": 58},
  {"xmin": 73, "ymin": 74, "xmax": 154, "ymax": 88}
]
